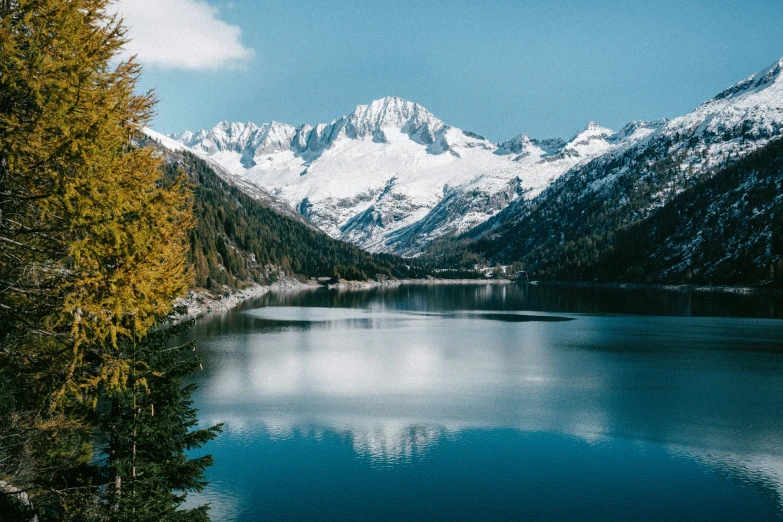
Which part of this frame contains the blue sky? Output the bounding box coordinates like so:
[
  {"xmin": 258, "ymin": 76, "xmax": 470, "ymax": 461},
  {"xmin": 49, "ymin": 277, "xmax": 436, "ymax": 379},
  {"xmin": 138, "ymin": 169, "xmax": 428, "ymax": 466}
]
[{"xmin": 125, "ymin": 0, "xmax": 783, "ymax": 142}]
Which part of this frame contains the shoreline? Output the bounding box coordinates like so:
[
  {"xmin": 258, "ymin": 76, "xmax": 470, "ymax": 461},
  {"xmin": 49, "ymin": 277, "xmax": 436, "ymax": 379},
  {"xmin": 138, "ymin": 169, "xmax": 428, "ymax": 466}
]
[
  {"xmin": 327, "ymin": 277, "xmax": 782, "ymax": 296},
  {"xmin": 177, "ymin": 276, "xmax": 782, "ymax": 320},
  {"xmin": 175, "ymin": 275, "xmax": 319, "ymax": 321},
  {"xmin": 528, "ymin": 280, "xmax": 783, "ymax": 296},
  {"xmin": 176, "ymin": 277, "xmax": 513, "ymax": 320},
  {"xmin": 324, "ymin": 277, "xmax": 513, "ymax": 290}
]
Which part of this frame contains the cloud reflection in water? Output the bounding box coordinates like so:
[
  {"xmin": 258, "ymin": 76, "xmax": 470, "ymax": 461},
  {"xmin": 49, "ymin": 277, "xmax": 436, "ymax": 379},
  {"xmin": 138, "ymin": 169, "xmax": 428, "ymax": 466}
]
[{"xmin": 192, "ymin": 304, "xmax": 783, "ymax": 508}]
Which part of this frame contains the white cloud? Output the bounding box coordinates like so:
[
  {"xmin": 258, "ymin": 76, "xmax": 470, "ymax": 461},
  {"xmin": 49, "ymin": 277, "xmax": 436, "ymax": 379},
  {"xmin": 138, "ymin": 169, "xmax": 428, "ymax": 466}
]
[{"xmin": 112, "ymin": 0, "xmax": 254, "ymax": 70}]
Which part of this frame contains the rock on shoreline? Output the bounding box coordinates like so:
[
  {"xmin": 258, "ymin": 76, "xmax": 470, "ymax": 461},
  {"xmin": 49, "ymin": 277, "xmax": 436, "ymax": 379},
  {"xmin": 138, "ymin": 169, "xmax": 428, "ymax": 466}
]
[
  {"xmin": 175, "ymin": 277, "xmax": 512, "ymax": 319},
  {"xmin": 175, "ymin": 275, "xmax": 318, "ymax": 320}
]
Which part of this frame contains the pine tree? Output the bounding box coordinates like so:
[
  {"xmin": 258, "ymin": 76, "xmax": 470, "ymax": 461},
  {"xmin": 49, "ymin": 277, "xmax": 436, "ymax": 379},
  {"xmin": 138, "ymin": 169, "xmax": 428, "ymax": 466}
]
[
  {"xmin": 96, "ymin": 321, "xmax": 222, "ymax": 522},
  {"xmin": 0, "ymin": 1, "xmax": 206, "ymax": 518}
]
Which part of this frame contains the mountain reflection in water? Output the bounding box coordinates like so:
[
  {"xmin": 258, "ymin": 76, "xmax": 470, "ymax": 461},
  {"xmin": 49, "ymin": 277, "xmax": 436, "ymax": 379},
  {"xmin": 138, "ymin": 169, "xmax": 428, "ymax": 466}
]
[{"xmin": 183, "ymin": 284, "xmax": 783, "ymax": 521}]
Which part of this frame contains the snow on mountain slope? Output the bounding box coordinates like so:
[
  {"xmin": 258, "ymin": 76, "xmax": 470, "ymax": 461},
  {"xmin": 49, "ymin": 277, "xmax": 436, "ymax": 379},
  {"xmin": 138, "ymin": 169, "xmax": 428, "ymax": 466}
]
[
  {"xmin": 143, "ymin": 128, "xmax": 309, "ymax": 225},
  {"xmin": 585, "ymin": 56, "xmax": 783, "ymax": 204},
  {"xmin": 144, "ymin": 127, "xmax": 190, "ymax": 152},
  {"xmin": 156, "ymin": 96, "xmax": 651, "ymax": 253},
  {"xmin": 679, "ymin": 57, "xmax": 783, "ymax": 137},
  {"xmin": 470, "ymin": 57, "xmax": 783, "ymax": 273},
  {"xmin": 386, "ymin": 120, "xmax": 662, "ymax": 254},
  {"xmin": 653, "ymin": 57, "xmax": 783, "ymax": 172}
]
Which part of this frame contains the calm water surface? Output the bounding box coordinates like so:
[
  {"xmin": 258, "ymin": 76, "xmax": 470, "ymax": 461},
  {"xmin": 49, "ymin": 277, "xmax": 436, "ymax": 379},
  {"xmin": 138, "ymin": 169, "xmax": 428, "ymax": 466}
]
[{"xmin": 184, "ymin": 284, "xmax": 783, "ymax": 521}]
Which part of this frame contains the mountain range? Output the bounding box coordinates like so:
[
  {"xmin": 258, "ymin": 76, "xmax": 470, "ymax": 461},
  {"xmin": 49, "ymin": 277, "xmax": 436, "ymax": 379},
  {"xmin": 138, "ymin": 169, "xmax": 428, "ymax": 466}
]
[
  {"xmin": 146, "ymin": 98, "xmax": 660, "ymax": 254},
  {"xmin": 146, "ymin": 57, "xmax": 783, "ymax": 285},
  {"xmin": 462, "ymin": 57, "xmax": 783, "ymax": 285}
]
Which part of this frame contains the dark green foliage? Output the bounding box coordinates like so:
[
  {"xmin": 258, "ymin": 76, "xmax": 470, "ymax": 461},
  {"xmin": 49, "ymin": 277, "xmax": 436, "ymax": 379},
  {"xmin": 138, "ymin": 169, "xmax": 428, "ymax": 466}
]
[
  {"xmin": 423, "ymin": 235, "xmax": 487, "ymax": 271},
  {"xmin": 162, "ymin": 151, "xmax": 430, "ymax": 288},
  {"xmin": 446, "ymin": 136, "xmax": 783, "ymax": 287},
  {"xmin": 586, "ymin": 137, "xmax": 783, "ymax": 286},
  {"xmin": 435, "ymin": 268, "xmax": 486, "ymax": 279},
  {"xmin": 0, "ymin": 316, "xmax": 221, "ymax": 521},
  {"xmin": 0, "ymin": 332, "xmax": 97, "ymax": 520},
  {"xmin": 95, "ymin": 321, "xmax": 222, "ymax": 522}
]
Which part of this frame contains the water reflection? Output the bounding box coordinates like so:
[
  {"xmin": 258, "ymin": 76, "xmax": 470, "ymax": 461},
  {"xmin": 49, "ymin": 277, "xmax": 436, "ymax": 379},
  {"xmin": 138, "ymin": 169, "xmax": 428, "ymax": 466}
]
[
  {"xmin": 243, "ymin": 306, "xmax": 575, "ymax": 325},
  {"xmin": 670, "ymin": 445, "xmax": 783, "ymax": 505},
  {"xmin": 247, "ymin": 283, "xmax": 783, "ymax": 318},
  {"xmin": 184, "ymin": 285, "xmax": 783, "ymax": 520}
]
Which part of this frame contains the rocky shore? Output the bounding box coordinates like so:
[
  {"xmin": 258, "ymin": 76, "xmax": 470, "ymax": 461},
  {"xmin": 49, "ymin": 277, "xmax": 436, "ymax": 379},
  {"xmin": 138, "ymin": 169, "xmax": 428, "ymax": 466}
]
[
  {"xmin": 175, "ymin": 275, "xmax": 781, "ymax": 322},
  {"xmin": 176, "ymin": 276, "xmax": 512, "ymax": 319},
  {"xmin": 175, "ymin": 275, "xmax": 318, "ymax": 320},
  {"xmin": 325, "ymin": 277, "xmax": 511, "ymax": 290}
]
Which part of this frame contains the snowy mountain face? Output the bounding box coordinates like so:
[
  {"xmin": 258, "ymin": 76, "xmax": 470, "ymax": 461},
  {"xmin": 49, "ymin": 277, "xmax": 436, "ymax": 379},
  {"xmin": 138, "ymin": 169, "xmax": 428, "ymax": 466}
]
[
  {"xmin": 155, "ymin": 97, "xmax": 653, "ymax": 254},
  {"xmin": 143, "ymin": 128, "xmax": 309, "ymax": 225},
  {"xmin": 149, "ymin": 58, "xmax": 783, "ymax": 260},
  {"xmin": 468, "ymin": 58, "xmax": 783, "ymax": 278}
]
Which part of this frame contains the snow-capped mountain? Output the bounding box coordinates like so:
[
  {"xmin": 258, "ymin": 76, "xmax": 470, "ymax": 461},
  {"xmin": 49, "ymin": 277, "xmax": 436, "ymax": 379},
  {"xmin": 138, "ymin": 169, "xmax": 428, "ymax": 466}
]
[
  {"xmin": 675, "ymin": 57, "xmax": 783, "ymax": 144},
  {"xmin": 468, "ymin": 57, "xmax": 783, "ymax": 282},
  {"xmin": 147, "ymin": 57, "xmax": 783, "ymax": 262},
  {"xmin": 153, "ymin": 97, "xmax": 653, "ymax": 253}
]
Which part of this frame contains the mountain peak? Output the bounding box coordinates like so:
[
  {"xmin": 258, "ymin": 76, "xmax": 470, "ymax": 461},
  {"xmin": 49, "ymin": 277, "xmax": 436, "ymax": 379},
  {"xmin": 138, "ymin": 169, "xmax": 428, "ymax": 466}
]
[
  {"xmin": 365, "ymin": 96, "xmax": 416, "ymax": 109},
  {"xmin": 569, "ymin": 121, "xmax": 614, "ymax": 143},
  {"xmin": 347, "ymin": 96, "xmax": 437, "ymax": 127},
  {"xmin": 213, "ymin": 120, "xmax": 255, "ymax": 131},
  {"xmin": 337, "ymin": 96, "xmax": 446, "ymax": 144},
  {"xmin": 496, "ymin": 134, "xmax": 534, "ymax": 155},
  {"xmin": 670, "ymin": 56, "xmax": 783, "ymax": 145},
  {"xmin": 711, "ymin": 56, "xmax": 783, "ymax": 102},
  {"xmin": 351, "ymin": 96, "xmax": 418, "ymax": 116}
]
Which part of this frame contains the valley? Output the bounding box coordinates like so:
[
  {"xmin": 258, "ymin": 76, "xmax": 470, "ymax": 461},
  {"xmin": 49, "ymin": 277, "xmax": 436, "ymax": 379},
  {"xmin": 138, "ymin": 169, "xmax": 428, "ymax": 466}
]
[{"xmin": 147, "ymin": 58, "xmax": 783, "ymax": 290}]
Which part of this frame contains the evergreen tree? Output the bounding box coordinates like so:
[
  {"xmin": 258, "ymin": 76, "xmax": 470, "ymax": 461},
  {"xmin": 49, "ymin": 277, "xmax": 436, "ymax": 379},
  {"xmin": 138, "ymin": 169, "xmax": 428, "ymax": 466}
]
[
  {"xmin": 0, "ymin": 1, "xmax": 216, "ymax": 519},
  {"xmin": 0, "ymin": 0, "xmax": 193, "ymax": 400},
  {"xmin": 95, "ymin": 321, "xmax": 221, "ymax": 522}
]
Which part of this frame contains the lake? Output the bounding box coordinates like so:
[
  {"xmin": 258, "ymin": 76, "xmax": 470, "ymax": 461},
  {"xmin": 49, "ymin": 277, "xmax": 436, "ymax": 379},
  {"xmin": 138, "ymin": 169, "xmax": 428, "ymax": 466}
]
[{"xmin": 184, "ymin": 283, "xmax": 783, "ymax": 521}]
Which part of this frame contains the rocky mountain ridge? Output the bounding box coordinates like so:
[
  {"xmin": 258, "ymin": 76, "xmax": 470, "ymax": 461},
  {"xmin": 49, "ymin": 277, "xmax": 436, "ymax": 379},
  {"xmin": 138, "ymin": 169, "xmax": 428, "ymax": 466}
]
[
  {"xmin": 153, "ymin": 97, "xmax": 656, "ymax": 253},
  {"xmin": 461, "ymin": 57, "xmax": 783, "ymax": 285},
  {"xmin": 147, "ymin": 57, "xmax": 783, "ymax": 275}
]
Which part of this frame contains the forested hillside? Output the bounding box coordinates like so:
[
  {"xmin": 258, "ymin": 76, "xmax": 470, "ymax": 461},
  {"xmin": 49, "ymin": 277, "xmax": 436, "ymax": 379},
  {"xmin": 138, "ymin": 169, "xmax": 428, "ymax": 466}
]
[
  {"xmin": 160, "ymin": 150, "xmax": 429, "ymax": 288},
  {"xmin": 586, "ymin": 137, "xmax": 783, "ymax": 286},
  {"xmin": 414, "ymin": 58, "xmax": 783, "ymax": 288},
  {"xmin": 455, "ymin": 137, "xmax": 783, "ymax": 287}
]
